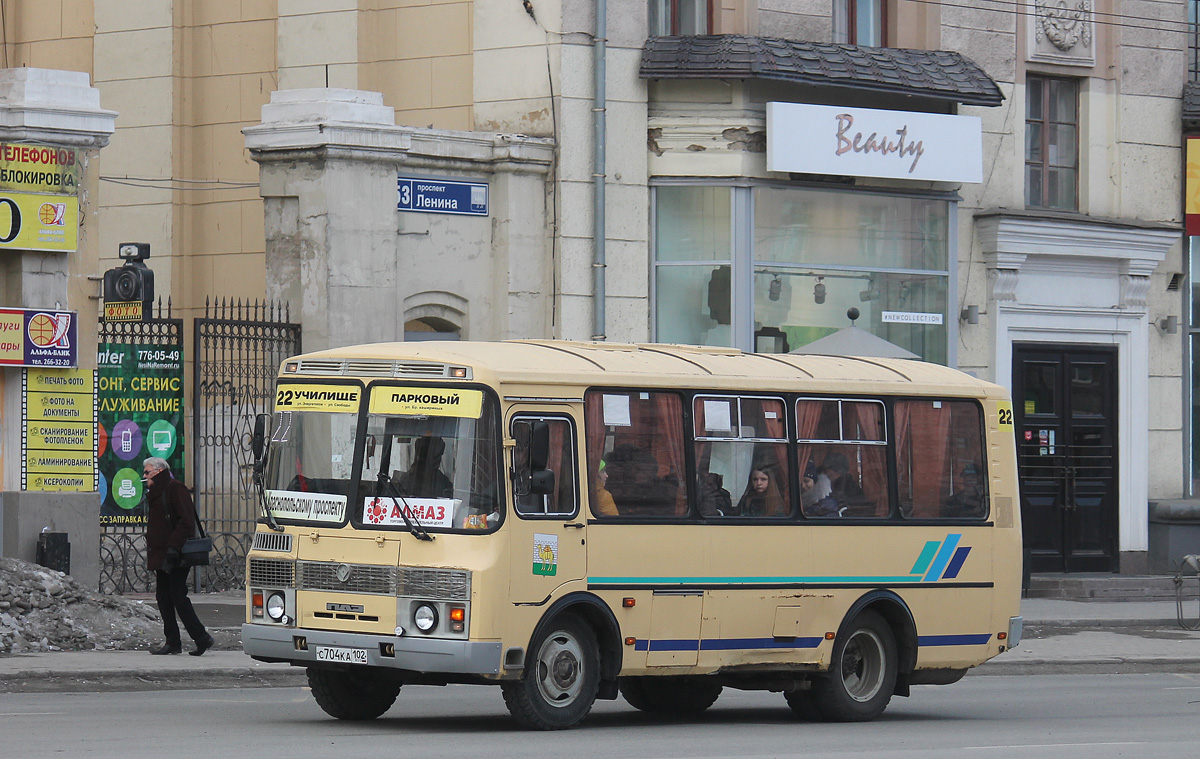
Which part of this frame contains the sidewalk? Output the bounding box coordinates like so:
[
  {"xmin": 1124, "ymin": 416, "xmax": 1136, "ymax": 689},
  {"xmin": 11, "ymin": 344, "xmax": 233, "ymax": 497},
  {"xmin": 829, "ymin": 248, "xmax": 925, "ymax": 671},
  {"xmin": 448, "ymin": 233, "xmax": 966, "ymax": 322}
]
[{"xmin": 2, "ymin": 595, "xmax": 1200, "ymax": 692}]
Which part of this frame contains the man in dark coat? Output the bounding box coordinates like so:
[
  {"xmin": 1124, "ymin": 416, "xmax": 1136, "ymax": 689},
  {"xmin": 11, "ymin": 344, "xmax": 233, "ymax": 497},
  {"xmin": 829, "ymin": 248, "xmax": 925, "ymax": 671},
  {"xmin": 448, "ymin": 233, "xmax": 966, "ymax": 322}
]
[{"xmin": 144, "ymin": 456, "xmax": 214, "ymax": 656}]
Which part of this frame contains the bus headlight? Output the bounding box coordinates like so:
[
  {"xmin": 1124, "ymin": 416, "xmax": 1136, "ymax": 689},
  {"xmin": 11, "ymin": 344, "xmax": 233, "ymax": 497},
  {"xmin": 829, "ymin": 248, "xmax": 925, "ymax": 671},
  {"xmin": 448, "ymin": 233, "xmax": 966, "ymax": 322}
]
[
  {"xmin": 266, "ymin": 592, "xmax": 287, "ymax": 621},
  {"xmin": 413, "ymin": 604, "xmax": 438, "ymax": 633}
]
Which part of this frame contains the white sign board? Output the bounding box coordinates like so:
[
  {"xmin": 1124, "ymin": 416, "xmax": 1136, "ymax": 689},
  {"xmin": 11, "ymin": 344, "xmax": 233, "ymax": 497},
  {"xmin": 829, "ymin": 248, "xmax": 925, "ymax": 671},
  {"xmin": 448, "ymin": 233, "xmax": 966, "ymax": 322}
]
[{"xmin": 766, "ymin": 102, "xmax": 983, "ymax": 183}]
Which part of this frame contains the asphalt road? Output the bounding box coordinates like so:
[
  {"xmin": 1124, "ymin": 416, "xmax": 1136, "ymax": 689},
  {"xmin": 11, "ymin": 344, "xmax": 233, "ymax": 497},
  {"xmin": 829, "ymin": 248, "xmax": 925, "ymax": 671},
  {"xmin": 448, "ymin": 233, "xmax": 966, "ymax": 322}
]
[{"xmin": 3, "ymin": 672, "xmax": 1199, "ymax": 758}]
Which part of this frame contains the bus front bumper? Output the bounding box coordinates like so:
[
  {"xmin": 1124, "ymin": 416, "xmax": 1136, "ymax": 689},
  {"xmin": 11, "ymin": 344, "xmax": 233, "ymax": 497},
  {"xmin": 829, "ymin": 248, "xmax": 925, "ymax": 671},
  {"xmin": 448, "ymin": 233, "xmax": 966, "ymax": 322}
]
[{"xmin": 241, "ymin": 623, "xmax": 503, "ymax": 675}]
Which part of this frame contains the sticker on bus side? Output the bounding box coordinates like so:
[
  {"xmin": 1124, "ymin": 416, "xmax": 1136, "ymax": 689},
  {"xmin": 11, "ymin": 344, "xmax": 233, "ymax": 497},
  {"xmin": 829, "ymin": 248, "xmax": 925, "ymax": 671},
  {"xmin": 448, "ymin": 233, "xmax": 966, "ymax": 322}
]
[
  {"xmin": 533, "ymin": 533, "xmax": 558, "ymax": 576},
  {"xmin": 368, "ymin": 387, "xmax": 484, "ymax": 418},
  {"xmin": 996, "ymin": 401, "xmax": 1014, "ymax": 427},
  {"xmin": 275, "ymin": 384, "xmax": 361, "ymax": 413},
  {"xmin": 266, "ymin": 490, "xmax": 347, "ymax": 523}
]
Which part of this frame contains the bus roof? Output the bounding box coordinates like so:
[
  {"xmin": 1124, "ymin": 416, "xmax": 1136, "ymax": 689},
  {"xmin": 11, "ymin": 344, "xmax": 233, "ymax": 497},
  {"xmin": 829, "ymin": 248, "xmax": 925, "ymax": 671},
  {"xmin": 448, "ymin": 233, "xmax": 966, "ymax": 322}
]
[{"xmin": 282, "ymin": 341, "xmax": 1006, "ymax": 399}]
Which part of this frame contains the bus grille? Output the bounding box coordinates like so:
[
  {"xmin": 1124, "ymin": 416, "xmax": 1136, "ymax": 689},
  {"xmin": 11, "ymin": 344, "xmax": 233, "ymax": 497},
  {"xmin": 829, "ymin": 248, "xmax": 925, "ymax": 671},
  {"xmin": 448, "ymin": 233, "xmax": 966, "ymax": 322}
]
[
  {"xmin": 288, "ymin": 359, "xmax": 470, "ymax": 379},
  {"xmin": 397, "ymin": 567, "xmax": 471, "ymax": 600},
  {"xmin": 298, "ymin": 561, "xmax": 398, "ymax": 594},
  {"xmin": 251, "ymin": 532, "xmax": 293, "ymax": 553},
  {"xmin": 249, "ymin": 558, "xmax": 295, "ymax": 587}
]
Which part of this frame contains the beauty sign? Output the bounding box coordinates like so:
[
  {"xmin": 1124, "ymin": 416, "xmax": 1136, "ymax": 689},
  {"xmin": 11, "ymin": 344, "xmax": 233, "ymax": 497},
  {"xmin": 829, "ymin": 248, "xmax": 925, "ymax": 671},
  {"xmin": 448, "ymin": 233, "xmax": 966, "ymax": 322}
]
[{"xmin": 766, "ymin": 102, "xmax": 983, "ymax": 183}]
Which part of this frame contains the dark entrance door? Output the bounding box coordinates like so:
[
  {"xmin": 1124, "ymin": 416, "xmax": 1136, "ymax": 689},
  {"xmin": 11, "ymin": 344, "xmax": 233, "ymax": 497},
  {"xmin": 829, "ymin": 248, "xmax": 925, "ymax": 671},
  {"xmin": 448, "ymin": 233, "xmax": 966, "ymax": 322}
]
[{"xmin": 1013, "ymin": 344, "xmax": 1118, "ymax": 573}]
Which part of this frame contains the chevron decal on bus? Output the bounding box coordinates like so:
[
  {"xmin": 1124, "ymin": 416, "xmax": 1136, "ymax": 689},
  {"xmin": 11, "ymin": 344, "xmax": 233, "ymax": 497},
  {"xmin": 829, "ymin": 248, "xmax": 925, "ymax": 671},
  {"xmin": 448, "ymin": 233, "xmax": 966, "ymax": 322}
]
[{"xmin": 910, "ymin": 534, "xmax": 972, "ymax": 581}]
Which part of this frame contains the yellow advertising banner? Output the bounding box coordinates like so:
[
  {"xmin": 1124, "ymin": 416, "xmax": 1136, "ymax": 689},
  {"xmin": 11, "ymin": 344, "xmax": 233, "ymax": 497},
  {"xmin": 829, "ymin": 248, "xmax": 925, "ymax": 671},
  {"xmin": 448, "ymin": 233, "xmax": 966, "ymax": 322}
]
[
  {"xmin": 0, "ymin": 193, "xmax": 78, "ymax": 253},
  {"xmin": 369, "ymin": 386, "xmax": 484, "ymax": 418},
  {"xmin": 26, "ymin": 389, "xmax": 95, "ymax": 422},
  {"xmin": 1189, "ymin": 138, "xmax": 1200, "ymax": 235},
  {"xmin": 26, "ymin": 473, "xmax": 96, "ymax": 492},
  {"xmin": 0, "ymin": 143, "xmax": 82, "ymax": 193},
  {"xmin": 26, "ymin": 451, "xmax": 97, "ymax": 473},
  {"xmin": 26, "ymin": 420, "xmax": 95, "ymax": 450},
  {"xmin": 23, "ymin": 368, "xmax": 96, "ymax": 493},
  {"xmin": 274, "ymin": 383, "xmax": 363, "ymax": 412}
]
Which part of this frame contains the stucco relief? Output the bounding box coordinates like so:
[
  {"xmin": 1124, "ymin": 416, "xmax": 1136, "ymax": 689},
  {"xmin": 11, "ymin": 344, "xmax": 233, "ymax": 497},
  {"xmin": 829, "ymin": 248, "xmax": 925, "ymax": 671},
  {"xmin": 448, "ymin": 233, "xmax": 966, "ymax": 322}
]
[{"xmin": 1028, "ymin": 0, "xmax": 1095, "ymax": 67}]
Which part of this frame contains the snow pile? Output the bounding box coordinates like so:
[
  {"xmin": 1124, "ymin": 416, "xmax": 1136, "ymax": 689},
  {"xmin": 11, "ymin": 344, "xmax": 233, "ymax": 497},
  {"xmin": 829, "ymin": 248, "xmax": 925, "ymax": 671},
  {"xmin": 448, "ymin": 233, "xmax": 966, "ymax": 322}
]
[{"xmin": 0, "ymin": 557, "xmax": 160, "ymax": 654}]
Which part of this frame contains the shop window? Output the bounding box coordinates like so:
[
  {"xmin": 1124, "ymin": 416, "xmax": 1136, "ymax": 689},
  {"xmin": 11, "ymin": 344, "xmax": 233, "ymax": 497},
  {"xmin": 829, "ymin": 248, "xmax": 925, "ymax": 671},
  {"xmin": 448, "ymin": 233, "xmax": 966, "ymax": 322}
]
[
  {"xmin": 894, "ymin": 400, "xmax": 988, "ymax": 519},
  {"xmin": 796, "ymin": 399, "xmax": 889, "ymax": 518},
  {"xmin": 651, "ymin": 184, "xmax": 952, "ymax": 364},
  {"xmin": 833, "ymin": 0, "xmax": 886, "ymax": 46},
  {"xmin": 694, "ymin": 396, "xmax": 790, "ymax": 518},
  {"xmin": 585, "ymin": 390, "xmax": 686, "ymax": 517},
  {"xmin": 649, "ymin": 0, "xmax": 711, "ymax": 36},
  {"xmin": 1025, "ymin": 75, "xmax": 1079, "ymax": 210},
  {"xmin": 653, "ymin": 186, "xmax": 733, "ymax": 346}
]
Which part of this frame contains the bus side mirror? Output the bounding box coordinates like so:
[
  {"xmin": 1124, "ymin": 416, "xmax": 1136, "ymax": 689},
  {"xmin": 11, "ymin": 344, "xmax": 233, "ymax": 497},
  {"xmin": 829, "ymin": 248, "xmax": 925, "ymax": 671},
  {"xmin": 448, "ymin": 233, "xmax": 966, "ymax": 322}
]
[
  {"xmin": 529, "ymin": 420, "xmax": 550, "ymax": 471},
  {"xmin": 252, "ymin": 413, "xmax": 271, "ymax": 470},
  {"xmin": 528, "ymin": 421, "xmax": 555, "ymax": 495}
]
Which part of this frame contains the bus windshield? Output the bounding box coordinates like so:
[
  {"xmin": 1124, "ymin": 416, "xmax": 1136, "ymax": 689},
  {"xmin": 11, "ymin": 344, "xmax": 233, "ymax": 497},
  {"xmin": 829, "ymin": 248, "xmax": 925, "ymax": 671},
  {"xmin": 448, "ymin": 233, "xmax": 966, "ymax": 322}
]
[
  {"xmin": 357, "ymin": 386, "xmax": 502, "ymax": 533},
  {"xmin": 263, "ymin": 406, "xmax": 360, "ymax": 524}
]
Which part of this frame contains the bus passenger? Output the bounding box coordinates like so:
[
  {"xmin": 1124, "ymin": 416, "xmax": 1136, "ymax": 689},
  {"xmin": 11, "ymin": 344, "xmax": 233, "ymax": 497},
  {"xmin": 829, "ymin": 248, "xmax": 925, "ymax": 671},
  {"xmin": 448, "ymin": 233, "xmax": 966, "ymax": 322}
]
[
  {"xmin": 943, "ymin": 461, "xmax": 986, "ymax": 517},
  {"xmin": 811, "ymin": 450, "xmax": 865, "ymax": 516},
  {"xmin": 800, "ymin": 459, "xmax": 832, "ymax": 509},
  {"xmin": 396, "ymin": 435, "xmax": 454, "ymax": 498},
  {"xmin": 735, "ymin": 466, "xmax": 786, "ymax": 517},
  {"xmin": 592, "ymin": 459, "xmax": 619, "ymax": 516}
]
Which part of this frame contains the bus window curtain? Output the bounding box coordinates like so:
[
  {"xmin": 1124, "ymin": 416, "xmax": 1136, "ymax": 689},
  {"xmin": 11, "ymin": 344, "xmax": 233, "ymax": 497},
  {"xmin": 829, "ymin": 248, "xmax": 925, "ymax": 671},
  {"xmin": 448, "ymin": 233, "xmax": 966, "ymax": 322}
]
[{"xmin": 895, "ymin": 401, "xmax": 951, "ymax": 517}]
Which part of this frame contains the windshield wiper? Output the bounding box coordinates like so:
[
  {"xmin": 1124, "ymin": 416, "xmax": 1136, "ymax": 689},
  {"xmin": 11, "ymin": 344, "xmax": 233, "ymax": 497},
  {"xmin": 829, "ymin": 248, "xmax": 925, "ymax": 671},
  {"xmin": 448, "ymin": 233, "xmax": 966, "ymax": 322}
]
[
  {"xmin": 375, "ymin": 471, "xmax": 434, "ymax": 541},
  {"xmin": 253, "ymin": 458, "xmax": 283, "ymax": 532}
]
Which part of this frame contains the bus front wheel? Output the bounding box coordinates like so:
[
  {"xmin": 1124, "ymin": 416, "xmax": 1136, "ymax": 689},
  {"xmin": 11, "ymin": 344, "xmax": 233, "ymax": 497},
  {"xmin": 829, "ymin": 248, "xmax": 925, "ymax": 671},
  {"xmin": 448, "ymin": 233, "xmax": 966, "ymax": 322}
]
[
  {"xmin": 307, "ymin": 666, "xmax": 401, "ymax": 721},
  {"xmin": 810, "ymin": 610, "xmax": 897, "ymax": 722},
  {"xmin": 502, "ymin": 613, "xmax": 600, "ymax": 730}
]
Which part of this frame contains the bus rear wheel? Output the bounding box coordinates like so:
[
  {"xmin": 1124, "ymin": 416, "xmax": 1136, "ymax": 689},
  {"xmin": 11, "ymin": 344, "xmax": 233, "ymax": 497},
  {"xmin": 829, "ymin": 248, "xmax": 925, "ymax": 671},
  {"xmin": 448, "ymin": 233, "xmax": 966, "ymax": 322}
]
[
  {"xmin": 619, "ymin": 676, "xmax": 723, "ymax": 716},
  {"xmin": 307, "ymin": 667, "xmax": 401, "ymax": 721},
  {"xmin": 810, "ymin": 610, "xmax": 897, "ymax": 722},
  {"xmin": 502, "ymin": 614, "xmax": 600, "ymax": 730}
]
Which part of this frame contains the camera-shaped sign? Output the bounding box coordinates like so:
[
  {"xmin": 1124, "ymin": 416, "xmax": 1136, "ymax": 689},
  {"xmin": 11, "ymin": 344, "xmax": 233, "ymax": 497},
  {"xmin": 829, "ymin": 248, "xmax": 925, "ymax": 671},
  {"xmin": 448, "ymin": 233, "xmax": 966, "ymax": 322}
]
[{"xmin": 102, "ymin": 243, "xmax": 154, "ymax": 322}]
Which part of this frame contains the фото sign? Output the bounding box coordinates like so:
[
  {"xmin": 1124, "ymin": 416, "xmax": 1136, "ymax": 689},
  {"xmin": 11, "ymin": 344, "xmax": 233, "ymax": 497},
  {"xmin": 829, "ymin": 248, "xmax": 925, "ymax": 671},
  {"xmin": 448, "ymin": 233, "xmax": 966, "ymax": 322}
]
[
  {"xmin": 97, "ymin": 342, "xmax": 185, "ymax": 525},
  {"xmin": 397, "ymin": 176, "xmax": 488, "ymax": 216},
  {"xmin": 766, "ymin": 102, "xmax": 983, "ymax": 183},
  {"xmin": 0, "ymin": 308, "xmax": 77, "ymax": 368}
]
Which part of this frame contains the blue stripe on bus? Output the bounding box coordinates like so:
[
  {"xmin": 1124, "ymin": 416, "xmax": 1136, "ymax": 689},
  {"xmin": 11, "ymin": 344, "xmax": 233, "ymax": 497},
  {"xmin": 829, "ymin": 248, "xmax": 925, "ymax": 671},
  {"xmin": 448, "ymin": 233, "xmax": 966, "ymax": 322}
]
[
  {"xmin": 942, "ymin": 546, "xmax": 972, "ymax": 579},
  {"xmin": 918, "ymin": 633, "xmax": 992, "ymax": 646},
  {"xmin": 633, "ymin": 637, "xmax": 824, "ymax": 652},
  {"xmin": 923, "ymin": 533, "xmax": 962, "ymax": 582},
  {"xmin": 909, "ymin": 540, "xmax": 941, "ymax": 575}
]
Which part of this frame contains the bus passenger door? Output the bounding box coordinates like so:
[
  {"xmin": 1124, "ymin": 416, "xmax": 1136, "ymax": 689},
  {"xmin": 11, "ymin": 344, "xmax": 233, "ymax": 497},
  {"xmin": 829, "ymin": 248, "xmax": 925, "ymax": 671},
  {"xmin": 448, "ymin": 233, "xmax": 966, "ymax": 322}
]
[{"xmin": 507, "ymin": 413, "xmax": 586, "ymax": 603}]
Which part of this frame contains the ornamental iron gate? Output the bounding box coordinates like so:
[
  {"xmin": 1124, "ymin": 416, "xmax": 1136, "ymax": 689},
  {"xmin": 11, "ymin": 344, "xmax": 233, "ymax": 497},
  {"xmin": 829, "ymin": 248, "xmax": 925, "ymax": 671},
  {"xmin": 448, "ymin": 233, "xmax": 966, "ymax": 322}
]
[
  {"xmin": 192, "ymin": 298, "xmax": 300, "ymax": 592},
  {"xmin": 98, "ymin": 301, "xmax": 183, "ymax": 594}
]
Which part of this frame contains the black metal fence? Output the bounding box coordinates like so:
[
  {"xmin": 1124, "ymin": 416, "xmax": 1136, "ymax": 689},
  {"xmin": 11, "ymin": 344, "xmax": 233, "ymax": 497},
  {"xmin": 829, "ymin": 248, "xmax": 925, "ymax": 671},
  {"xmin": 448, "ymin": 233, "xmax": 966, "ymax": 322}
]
[
  {"xmin": 192, "ymin": 298, "xmax": 300, "ymax": 592},
  {"xmin": 98, "ymin": 300, "xmax": 183, "ymax": 594}
]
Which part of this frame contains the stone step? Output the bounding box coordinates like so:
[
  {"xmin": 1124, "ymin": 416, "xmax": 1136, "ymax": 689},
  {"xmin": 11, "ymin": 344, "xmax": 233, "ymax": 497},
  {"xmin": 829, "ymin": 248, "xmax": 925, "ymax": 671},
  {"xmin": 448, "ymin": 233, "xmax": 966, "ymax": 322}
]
[{"xmin": 1026, "ymin": 574, "xmax": 1183, "ymax": 601}]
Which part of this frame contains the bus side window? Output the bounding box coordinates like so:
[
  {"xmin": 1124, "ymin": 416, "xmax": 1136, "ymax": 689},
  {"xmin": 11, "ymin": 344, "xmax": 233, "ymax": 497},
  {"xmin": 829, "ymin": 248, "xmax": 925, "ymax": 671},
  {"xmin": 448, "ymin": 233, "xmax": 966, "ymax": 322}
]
[
  {"xmin": 512, "ymin": 416, "xmax": 578, "ymax": 517},
  {"xmin": 895, "ymin": 399, "xmax": 988, "ymax": 519}
]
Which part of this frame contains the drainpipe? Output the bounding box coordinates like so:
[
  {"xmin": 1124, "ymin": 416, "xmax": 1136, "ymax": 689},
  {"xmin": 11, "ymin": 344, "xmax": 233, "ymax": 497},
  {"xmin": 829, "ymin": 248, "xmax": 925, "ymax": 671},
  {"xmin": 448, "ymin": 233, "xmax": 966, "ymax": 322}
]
[{"xmin": 592, "ymin": 0, "xmax": 607, "ymax": 341}]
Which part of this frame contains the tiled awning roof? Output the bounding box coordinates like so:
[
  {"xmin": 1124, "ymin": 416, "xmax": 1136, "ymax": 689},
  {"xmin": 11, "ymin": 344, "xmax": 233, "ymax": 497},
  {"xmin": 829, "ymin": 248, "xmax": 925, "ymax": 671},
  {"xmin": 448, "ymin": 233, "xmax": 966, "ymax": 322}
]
[{"xmin": 640, "ymin": 35, "xmax": 1004, "ymax": 107}]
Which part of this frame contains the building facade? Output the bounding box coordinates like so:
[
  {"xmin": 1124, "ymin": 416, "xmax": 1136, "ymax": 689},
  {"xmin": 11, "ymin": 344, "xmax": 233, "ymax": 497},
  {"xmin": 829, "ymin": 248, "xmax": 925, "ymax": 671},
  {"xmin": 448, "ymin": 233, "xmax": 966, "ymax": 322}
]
[{"xmin": 0, "ymin": 0, "xmax": 1191, "ymax": 575}]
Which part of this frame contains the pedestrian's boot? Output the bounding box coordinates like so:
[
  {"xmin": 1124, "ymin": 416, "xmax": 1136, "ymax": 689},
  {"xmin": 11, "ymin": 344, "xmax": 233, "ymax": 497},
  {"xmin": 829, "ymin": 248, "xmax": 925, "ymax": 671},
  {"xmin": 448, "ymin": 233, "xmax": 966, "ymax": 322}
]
[{"xmin": 150, "ymin": 642, "xmax": 182, "ymax": 655}]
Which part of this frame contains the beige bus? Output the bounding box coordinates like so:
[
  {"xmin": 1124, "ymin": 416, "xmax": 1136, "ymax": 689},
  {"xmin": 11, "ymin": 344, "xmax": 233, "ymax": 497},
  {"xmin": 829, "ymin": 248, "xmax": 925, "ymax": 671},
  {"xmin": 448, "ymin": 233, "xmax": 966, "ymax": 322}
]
[{"xmin": 242, "ymin": 340, "xmax": 1023, "ymax": 730}]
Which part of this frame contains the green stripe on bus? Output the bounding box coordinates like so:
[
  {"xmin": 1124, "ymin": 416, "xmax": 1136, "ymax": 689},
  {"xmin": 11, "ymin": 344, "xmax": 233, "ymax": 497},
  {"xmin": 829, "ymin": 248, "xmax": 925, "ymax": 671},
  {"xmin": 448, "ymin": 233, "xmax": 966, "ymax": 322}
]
[{"xmin": 909, "ymin": 540, "xmax": 942, "ymax": 575}]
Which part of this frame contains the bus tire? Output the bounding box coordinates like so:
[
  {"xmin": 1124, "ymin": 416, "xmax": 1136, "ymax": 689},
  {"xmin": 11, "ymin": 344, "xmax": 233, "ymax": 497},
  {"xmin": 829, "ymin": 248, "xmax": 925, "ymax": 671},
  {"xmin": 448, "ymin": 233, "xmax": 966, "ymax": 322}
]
[
  {"xmin": 307, "ymin": 667, "xmax": 401, "ymax": 721},
  {"xmin": 783, "ymin": 689, "xmax": 821, "ymax": 721},
  {"xmin": 619, "ymin": 676, "xmax": 723, "ymax": 716},
  {"xmin": 502, "ymin": 613, "xmax": 600, "ymax": 730},
  {"xmin": 811, "ymin": 610, "xmax": 897, "ymax": 722}
]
